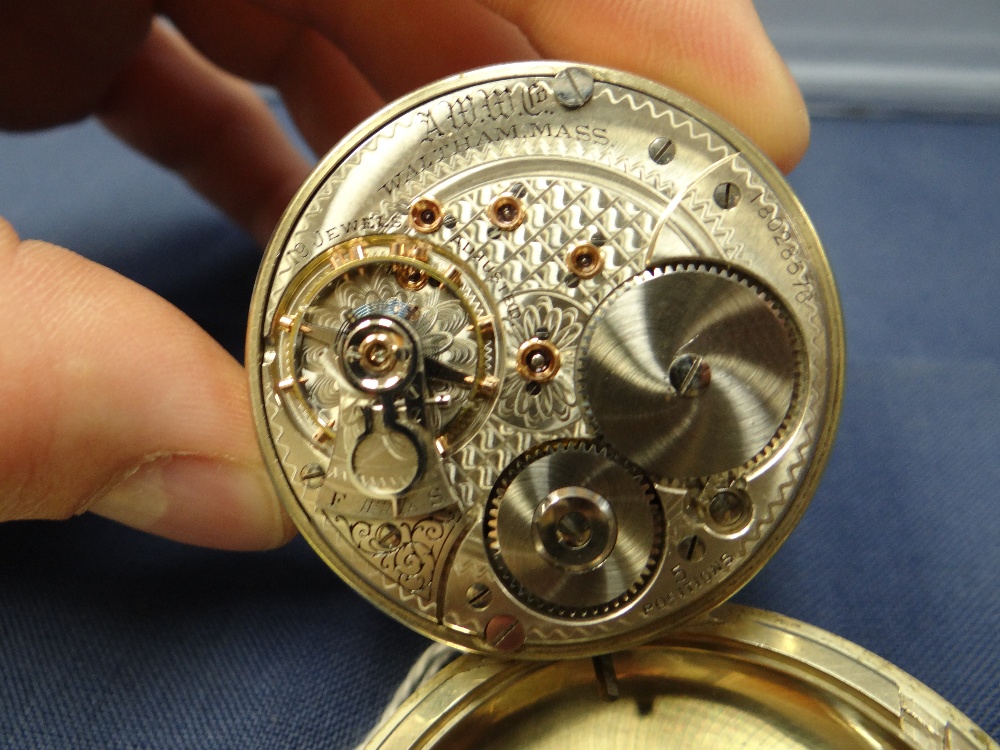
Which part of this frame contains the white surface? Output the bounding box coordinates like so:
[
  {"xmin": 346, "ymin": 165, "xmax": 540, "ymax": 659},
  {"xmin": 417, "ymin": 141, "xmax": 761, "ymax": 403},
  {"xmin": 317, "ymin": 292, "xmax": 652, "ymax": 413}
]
[{"xmin": 756, "ymin": 0, "xmax": 1000, "ymax": 117}]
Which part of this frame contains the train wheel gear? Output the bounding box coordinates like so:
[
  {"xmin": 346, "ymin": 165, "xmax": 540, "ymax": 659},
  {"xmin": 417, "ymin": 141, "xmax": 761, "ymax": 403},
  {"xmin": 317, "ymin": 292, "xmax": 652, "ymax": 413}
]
[
  {"xmin": 578, "ymin": 262, "xmax": 804, "ymax": 482},
  {"xmin": 485, "ymin": 441, "xmax": 664, "ymax": 618}
]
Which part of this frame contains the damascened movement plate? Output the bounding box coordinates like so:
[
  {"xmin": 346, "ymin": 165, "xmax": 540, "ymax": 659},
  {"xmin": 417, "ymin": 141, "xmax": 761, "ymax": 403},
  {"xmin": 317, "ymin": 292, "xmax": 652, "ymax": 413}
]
[{"xmin": 248, "ymin": 63, "xmax": 844, "ymax": 658}]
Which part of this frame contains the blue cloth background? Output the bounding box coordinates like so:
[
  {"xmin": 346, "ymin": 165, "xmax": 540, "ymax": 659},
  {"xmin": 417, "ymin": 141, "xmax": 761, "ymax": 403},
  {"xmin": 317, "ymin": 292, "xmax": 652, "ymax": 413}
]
[{"xmin": 1, "ymin": 114, "xmax": 997, "ymax": 747}]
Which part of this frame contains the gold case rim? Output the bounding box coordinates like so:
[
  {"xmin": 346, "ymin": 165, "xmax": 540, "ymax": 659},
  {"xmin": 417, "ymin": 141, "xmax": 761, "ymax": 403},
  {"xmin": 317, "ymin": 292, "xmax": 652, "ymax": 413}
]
[{"xmin": 363, "ymin": 604, "xmax": 997, "ymax": 749}]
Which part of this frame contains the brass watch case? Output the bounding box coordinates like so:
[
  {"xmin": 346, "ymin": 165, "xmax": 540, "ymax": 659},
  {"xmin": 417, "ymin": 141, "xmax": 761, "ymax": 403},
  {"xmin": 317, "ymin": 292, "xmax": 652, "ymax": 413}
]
[{"xmin": 364, "ymin": 605, "xmax": 998, "ymax": 750}]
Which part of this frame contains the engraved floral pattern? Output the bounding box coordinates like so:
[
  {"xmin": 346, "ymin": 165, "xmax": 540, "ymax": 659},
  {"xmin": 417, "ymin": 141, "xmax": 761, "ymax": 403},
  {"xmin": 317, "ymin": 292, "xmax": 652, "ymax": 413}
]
[
  {"xmin": 314, "ymin": 267, "xmax": 478, "ymax": 362},
  {"xmin": 299, "ymin": 266, "xmax": 478, "ymax": 419},
  {"xmin": 497, "ymin": 293, "xmax": 585, "ymax": 431},
  {"xmin": 334, "ymin": 509, "xmax": 459, "ymax": 599}
]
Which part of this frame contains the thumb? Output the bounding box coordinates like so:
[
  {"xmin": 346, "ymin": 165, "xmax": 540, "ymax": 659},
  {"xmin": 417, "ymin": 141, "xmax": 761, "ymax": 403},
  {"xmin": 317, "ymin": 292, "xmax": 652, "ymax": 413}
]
[{"xmin": 0, "ymin": 217, "xmax": 292, "ymax": 550}]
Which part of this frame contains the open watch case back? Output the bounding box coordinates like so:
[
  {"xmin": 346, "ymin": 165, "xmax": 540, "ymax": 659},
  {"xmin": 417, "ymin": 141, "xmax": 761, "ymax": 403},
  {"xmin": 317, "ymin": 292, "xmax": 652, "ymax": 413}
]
[{"xmin": 247, "ymin": 63, "xmax": 996, "ymax": 748}]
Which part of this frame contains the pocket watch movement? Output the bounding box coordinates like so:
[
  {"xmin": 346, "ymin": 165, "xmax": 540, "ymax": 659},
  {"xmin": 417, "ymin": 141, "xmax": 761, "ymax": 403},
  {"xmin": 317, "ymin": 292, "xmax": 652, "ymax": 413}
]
[{"xmin": 247, "ymin": 62, "xmax": 844, "ymax": 659}]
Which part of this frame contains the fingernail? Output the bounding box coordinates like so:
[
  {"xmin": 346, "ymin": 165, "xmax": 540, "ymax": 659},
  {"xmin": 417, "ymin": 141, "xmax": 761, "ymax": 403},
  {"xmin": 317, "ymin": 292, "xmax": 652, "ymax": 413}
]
[{"xmin": 89, "ymin": 454, "xmax": 292, "ymax": 550}]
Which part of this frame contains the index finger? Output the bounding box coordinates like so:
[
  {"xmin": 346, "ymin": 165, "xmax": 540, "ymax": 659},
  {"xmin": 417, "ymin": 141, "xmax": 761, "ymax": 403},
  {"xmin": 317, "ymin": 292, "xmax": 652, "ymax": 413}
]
[
  {"xmin": 246, "ymin": 0, "xmax": 808, "ymax": 171},
  {"xmin": 480, "ymin": 0, "xmax": 810, "ymax": 171}
]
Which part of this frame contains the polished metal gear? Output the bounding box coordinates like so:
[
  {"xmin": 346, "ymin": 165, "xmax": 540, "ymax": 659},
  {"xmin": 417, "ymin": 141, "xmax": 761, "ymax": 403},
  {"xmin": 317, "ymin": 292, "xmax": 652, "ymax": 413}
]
[
  {"xmin": 485, "ymin": 441, "xmax": 664, "ymax": 618},
  {"xmin": 578, "ymin": 261, "xmax": 804, "ymax": 482}
]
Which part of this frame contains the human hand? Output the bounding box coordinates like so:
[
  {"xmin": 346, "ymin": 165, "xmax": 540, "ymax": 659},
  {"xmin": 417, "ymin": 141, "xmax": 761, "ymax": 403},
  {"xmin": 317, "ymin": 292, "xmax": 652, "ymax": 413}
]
[{"xmin": 0, "ymin": 0, "xmax": 808, "ymax": 549}]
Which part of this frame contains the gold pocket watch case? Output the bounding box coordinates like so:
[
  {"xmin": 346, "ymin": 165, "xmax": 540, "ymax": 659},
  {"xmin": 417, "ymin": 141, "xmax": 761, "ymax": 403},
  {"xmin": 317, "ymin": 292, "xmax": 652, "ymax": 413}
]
[
  {"xmin": 364, "ymin": 604, "xmax": 997, "ymax": 750},
  {"xmin": 246, "ymin": 63, "xmax": 995, "ymax": 747}
]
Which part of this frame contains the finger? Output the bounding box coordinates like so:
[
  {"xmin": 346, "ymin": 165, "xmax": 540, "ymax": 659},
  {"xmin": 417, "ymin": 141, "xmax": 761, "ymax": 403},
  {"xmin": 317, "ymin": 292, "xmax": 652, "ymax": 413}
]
[
  {"xmin": 245, "ymin": 0, "xmax": 540, "ymax": 98},
  {"xmin": 160, "ymin": 0, "xmax": 385, "ymax": 158},
  {"xmin": 249, "ymin": 0, "xmax": 807, "ymax": 172},
  {"xmin": 0, "ymin": 0, "xmax": 153, "ymax": 130},
  {"xmin": 477, "ymin": 0, "xmax": 809, "ymax": 171},
  {"xmin": 98, "ymin": 21, "xmax": 311, "ymax": 246},
  {"xmin": 0, "ymin": 217, "xmax": 294, "ymax": 550}
]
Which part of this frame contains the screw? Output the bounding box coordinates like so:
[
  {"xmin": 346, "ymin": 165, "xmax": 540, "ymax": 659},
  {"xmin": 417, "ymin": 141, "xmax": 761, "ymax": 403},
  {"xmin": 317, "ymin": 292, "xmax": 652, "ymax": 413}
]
[
  {"xmin": 484, "ymin": 614, "xmax": 525, "ymax": 652},
  {"xmin": 553, "ymin": 67, "xmax": 594, "ymax": 109},
  {"xmin": 713, "ymin": 182, "xmax": 741, "ymax": 209},
  {"xmin": 360, "ymin": 337, "xmax": 393, "ymax": 372},
  {"xmin": 648, "ymin": 137, "xmax": 676, "ymax": 165},
  {"xmin": 466, "ymin": 583, "xmax": 493, "ymax": 610},
  {"xmin": 299, "ymin": 463, "xmax": 326, "ymax": 488},
  {"xmin": 555, "ymin": 510, "xmax": 592, "ymax": 549},
  {"xmin": 679, "ymin": 535, "xmax": 706, "ymax": 562},
  {"xmin": 375, "ymin": 523, "xmax": 403, "ymax": 551},
  {"xmin": 669, "ymin": 354, "xmax": 711, "ymax": 397},
  {"xmin": 708, "ymin": 489, "xmax": 751, "ymax": 530}
]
